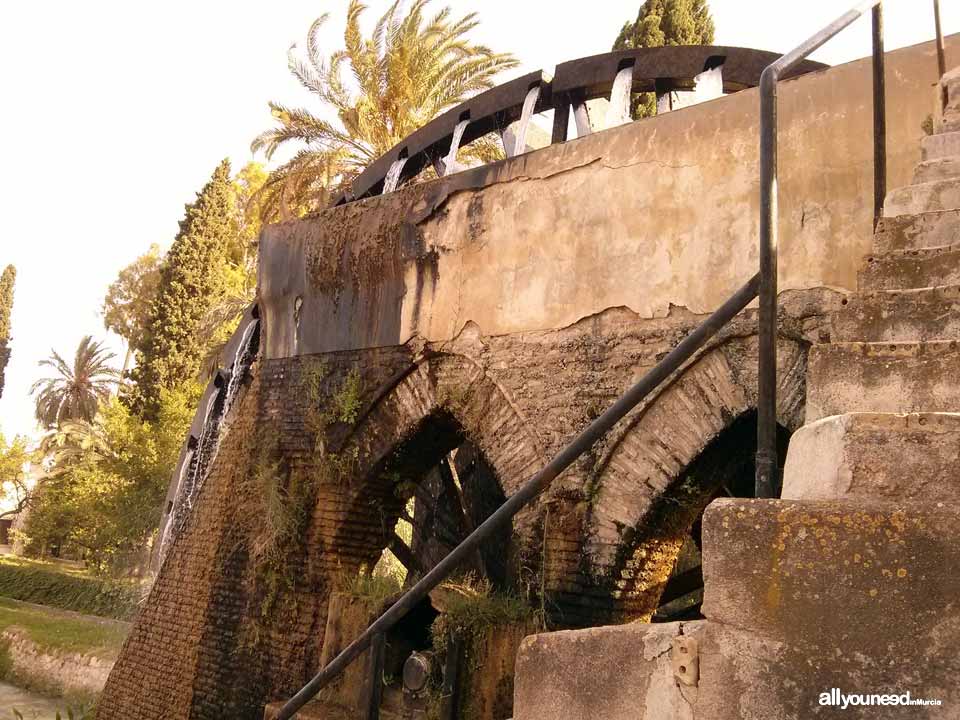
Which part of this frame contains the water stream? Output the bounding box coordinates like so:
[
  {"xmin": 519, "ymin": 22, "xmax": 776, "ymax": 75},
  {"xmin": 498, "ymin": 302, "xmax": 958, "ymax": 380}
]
[
  {"xmin": 383, "ymin": 157, "xmax": 409, "ymax": 194},
  {"xmin": 605, "ymin": 65, "xmax": 635, "ymax": 128},
  {"xmin": 504, "ymin": 85, "xmax": 541, "ymax": 157},
  {"xmin": 161, "ymin": 319, "xmax": 260, "ymax": 558},
  {"xmin": 442, "ymin": 118, "xmax": 471, "ymax": 176}
]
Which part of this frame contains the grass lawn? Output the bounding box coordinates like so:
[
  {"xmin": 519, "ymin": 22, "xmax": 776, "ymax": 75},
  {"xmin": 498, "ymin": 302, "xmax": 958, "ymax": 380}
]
[{"xmin": 0, "ymin": 597, "xmax": 129, "ymax": 659}]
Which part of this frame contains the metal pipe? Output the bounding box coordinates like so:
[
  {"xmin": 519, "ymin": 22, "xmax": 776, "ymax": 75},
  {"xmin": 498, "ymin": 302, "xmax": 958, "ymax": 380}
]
[
  {"xmin": 872, "ymin": 4, "xmax": 887, "ymax": 226},
  {"xmin": 756, "ymin": 66, "xmax": 779, "ymax": 501},
  {"xmin": 771, "ymin": 1, "xmax": 879, "ymax": 78},
  {"xmin": 274, "ymin": 273, "xmax": 761, "ymax": 719},
  {"xmin": 755, "ymin": 0, "xmax": 882, "ymax": 500},
  {"xmin": 934, "ymin": 0, "xmax": 946, "ymax": 80}
]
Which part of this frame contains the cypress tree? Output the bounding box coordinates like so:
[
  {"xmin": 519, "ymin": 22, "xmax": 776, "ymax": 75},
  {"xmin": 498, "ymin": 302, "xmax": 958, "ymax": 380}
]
[
  {"xmin": 0, "ymin": 265, "xmax": 15, "ymax": 400},
  {"xmin": 613, "ymin": 0, "xmax": 716, "ymax": 117},
  {"xmin": 131, "ymin": 160, "xmax": 235, "ymax": 419}
]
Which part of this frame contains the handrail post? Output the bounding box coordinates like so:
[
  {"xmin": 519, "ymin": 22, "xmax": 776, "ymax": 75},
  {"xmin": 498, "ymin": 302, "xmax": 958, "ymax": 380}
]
[
  {"xmin": 872, "ymin": 4, "xmax": 887, "ymax": 226},
  {"xmin": 934, "ymin": 0, "xmax": 946, "ymax": 81},
  {"xmin": 756, "ymin": 65, "xmax": 779, "ymax": 500}
]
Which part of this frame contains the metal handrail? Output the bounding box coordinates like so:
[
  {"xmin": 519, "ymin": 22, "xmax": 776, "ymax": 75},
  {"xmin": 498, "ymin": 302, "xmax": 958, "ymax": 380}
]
[
  {"xmin": 273, "ymin": 273, "xmax": 760, "ymax": 719},
  {"xmin": 755, "ymin": 0, "xmax": 889, "ymax": 498}
]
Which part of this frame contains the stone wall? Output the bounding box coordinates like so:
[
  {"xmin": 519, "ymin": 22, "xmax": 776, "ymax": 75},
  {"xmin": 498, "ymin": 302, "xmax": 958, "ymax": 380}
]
[{"xmin": 101, "ymin": 284, "xmax": 836, "ymax": 717}]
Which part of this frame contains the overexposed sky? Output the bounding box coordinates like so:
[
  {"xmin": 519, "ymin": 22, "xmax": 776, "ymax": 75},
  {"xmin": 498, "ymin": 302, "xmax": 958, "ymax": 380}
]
[{"xmin": 0, "ymin": 0, "xmax": 957, "ymax": 440}]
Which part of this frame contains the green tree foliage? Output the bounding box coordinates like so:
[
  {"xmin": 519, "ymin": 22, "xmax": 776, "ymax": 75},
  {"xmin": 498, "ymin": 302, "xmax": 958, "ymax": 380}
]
[
  {"xmin": 0, "ymin": 434, "xmax": 32, "ymax": 520},
  {"xmin": 25, "ymin": 385, "xmax": 199, "ymax": 573},
  {"xmin": 30, "ymin": 336, "xmax": 119, "ymax": 429},
  {"xmin": 0, "ymin": 265, "xmax": 16, "ymax": 400},
  {"xmin": 252, "ymin": 0, "xmax": 519, "ymax": 218},
  {"xmin": 102, "ymin": 245, "xmax": 162, "ymax": 377},
  {"xmin": 130, "ymin": 160, "xmax": 236, "ymax": 419},
  {"xmin": 613, "ymin": 0, "xmax": 716, "ymax": 117}
]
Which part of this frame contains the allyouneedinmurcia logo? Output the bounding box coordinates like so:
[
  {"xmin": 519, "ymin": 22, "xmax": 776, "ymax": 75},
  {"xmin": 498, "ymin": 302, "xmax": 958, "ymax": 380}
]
[{"xmin": 819, "ymin": 689, "xmax": 942, "ymax": 709}]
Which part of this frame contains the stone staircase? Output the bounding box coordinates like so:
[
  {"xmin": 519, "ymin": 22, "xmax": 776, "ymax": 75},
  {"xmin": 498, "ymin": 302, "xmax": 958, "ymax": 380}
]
[{"xmin": 511, "ymin": 69, "xmax": 960, "ymax": 719}]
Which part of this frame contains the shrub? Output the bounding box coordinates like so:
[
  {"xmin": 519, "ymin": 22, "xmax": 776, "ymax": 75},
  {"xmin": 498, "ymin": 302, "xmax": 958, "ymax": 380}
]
[{"xmin": 0, "ymin": 557, "xmax": 140, "ymax": 620}]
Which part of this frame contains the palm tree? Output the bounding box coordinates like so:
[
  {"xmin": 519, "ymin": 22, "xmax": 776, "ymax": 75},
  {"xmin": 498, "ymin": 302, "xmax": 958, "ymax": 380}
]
[
  {"xmin": 30, "ymin": 336, "xmax": 119, "ymax": 428},
  {"xmin": 252, "ymin": 0, "xmax": 519, "ymax": 219}
]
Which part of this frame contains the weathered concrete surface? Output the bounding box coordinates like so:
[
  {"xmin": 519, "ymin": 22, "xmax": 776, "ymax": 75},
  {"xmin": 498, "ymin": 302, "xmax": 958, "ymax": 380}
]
[
  {"xmin": 806, "ymin": 341, "xmax": 960, "ymax": 421},
  {"xmin": 874, "ymin": 210, "xmax": 960, "ymax": 252},
  {"xmin": 782, "ymin": 412, "xmax": 960, "ymax": 502},
  {"xmin": 513, "ymin": 621, "xmax": 705, "ymax": 720},
  {"xmin": 832, "ymin": 285, "xmax": 960, "ymax": 342},
  {"xmin": 858, "ymin": 245, "xmax": 960, "ymax": 290},
  {"xmin": 914, "ymin": 155, "xmax": 960, "ymax": 184},
  {"xmin": 260, "ymin": 38, "xmax": 958, "ymax": 358},
  {"xmin": 884, "ymin": 177, "xmax": 960, "ymax": 217},
  {"xmin": 698, "ymin": 498, "xmax": 960, "ymax": 718},
  {"xmin": 922, "ymin": 131, "xmax": 960, "ymax": 162}
]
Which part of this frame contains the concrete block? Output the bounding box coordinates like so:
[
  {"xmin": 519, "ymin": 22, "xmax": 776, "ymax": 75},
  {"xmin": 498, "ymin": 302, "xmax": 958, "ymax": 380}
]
[
  {"xmin": 833, "ymin": 285, "xmax": 960, "ymax": 342},
  {"xmin": 782, "ymin": 412, "xmax": 960, "ymax": 502},
  {"xmin": 914, "ymin": 156, "xmax": 960, "ymax": 184},
  {"xmin": 884, "ymin": 178, "xmax": 960, "ymax": 217},
  {"xmin": 874, "ymin": 210, "xmax": 960, "ymax": 252},
  {"xmin": 806, "ymin": 341, "xmax": 960, "ymax": 421},
  {"xmin": 513, "ymin": 621, "xmax": 705, "ymax": 720},
  {"xmin": 858, "ymin": 245, "xmax": 960, "ymax": 291},
  {"xmin": 921, "ymin": 131, "xmax": 960, "ymax": 162},
  {"xmin": 698, "ymin": 498, "xmax": 960, "ymax": 717}
]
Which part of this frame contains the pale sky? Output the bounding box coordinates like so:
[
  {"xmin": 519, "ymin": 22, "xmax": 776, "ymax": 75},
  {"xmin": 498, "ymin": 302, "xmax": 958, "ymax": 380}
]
[{"xmin": 0, "ymin": 0, "xmax": 957, "ymax": 441}]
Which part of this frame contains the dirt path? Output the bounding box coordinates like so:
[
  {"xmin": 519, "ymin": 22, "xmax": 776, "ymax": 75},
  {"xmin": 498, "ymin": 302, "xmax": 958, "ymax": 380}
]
[{"xmin": 0, "ymin": 680, "xmax": 76, "ymax": 719}]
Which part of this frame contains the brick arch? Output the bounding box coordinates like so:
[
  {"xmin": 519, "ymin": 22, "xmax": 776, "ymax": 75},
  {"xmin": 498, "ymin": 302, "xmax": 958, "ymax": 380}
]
[
  {"xmin": 581, "ymin": 336, "xmax": 807, "ymax": 619},
  {"xmin": 310, "ymin": 351, "xmax": 548, "ymax": 581}
]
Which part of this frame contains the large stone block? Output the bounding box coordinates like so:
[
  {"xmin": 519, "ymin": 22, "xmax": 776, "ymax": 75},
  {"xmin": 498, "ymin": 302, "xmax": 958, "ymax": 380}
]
[
  {"xmin": 806, "ymin": 341, "xmax": 960, "ymax": 421},
  {"xmin": 884, "ymin": 178, "xmax": 960, "ymax": 217},
  {"xmin": 782, "ymin": 412, "xmax": 960, "ymax": 502},
  {"xmin": 913, "ymin": 156, "xmax": 960, "ymax": 184},
  {"xmin": 921, "ymin": 131, "xmax": 960, "ymax": 163},
  {"xmin": 699, "ymin": 498, "xmax": 960, "ymax": 717},
  {"xmin": 858, "ymin": 245, "xmax": 960, "ymax": 291},
  {"xmin": 513, "ymin": 621, "xmax": 705, "ymax": 720},
  {"xmin": 874, "ymin": 210, "xmax": 960, "ymax": 252},
  {"xmin": 832, "ymin": 285, "xmax": 960, "ymax": 342}
]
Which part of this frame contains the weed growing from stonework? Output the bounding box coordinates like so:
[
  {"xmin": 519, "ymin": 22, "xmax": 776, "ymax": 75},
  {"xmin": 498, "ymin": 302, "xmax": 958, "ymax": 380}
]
[
  {"xmin": 430, "ymin": 575, "xmax": 542, "ymax": 660},
  {"xmin": 332, "ymin": 367, "xmax": 363, "ymax": 424}
]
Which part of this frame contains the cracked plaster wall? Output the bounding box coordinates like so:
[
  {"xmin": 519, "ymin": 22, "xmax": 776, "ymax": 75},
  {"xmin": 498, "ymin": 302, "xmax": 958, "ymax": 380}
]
[{"xmin": 258, "ymin": 37, "xmax": 953, "ymax": 359}]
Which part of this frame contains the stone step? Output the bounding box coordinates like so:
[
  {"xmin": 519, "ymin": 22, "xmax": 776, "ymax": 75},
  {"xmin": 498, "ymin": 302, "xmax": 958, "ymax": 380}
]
[
  {"xmin": 884, "ymin": 177, "xmax": 960, "ymax": 217},
  {"xmin": 699, "ymin": 498, "xmax": 960, "ymax": 716},
  {"xmin": 921, "ymin": 130, "xmax": 960, "ymax": 162},
  {"xmin": 806, "ymin": 340, "xmax": 960, "ymax": 422},
  {"xmin": 833, "ymin": 285, "xmax": 960, "ymax": 342},
  {"xmin": 513, "ymin": 621, "xmax": 704, "ymax": 720},
  {"xmin": 782, "ymin": 412, "xmax": 960, "ymax": 503},
  {"xmin": 914, "ymin": 156, "xmax": 960, "ymax": 184},
  {"xmin": 858, "ymin": 245, "xmax": 960, "ymax": 291},
  {"xmin": 874, "ymin": 209, "xmax": 960, "ymax": 251}
]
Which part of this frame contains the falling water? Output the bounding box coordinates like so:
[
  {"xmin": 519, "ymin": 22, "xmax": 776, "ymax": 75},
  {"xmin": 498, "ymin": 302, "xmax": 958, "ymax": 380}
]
[
  {"xmin": 383, "ymin": 157, "xmax": 408, "ymax": 194},
  {"xmin": 504, "ymin": 85, "xmax": 541, "ymax": 158},
  {"xmin": 161, "ymin": 319, "xmax": 260, "ymax": 559},
  {"xmin": 658, "ymin": 65, "xmax": 724, "ymax": 114},
  {"xmin": 158, "ymin": 447, "xmax": 195, "ymax": 558},
  {"xmin": 442, "ymin": 118, "xmax": 471, "ymax": 176},
  {"xmin": 605, "ymin": 65, "xmax": 635, "ymax": 128}
]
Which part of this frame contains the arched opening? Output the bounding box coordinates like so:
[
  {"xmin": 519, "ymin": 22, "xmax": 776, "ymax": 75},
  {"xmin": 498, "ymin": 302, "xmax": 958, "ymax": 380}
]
[
  {"xmin": 332, "ymin": 407, "xmax": 524, "ymax": 715},
  {"xmin": 357, "ymin": 409, "xmax": 515, "ymax": 593},
  {"xmin": 646, "ymin": 410, "xmax": 791, "ymax": 622}
]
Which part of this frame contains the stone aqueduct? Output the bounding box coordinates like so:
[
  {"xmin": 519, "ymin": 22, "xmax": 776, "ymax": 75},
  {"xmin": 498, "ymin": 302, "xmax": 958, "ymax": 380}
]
[{"xmin": 99, "ymin": 36, "xmax": 955, "ymax": 719}]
